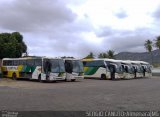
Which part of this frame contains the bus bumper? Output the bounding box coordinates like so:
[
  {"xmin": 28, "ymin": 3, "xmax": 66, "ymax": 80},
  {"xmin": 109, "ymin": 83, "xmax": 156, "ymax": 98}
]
[{"xmin": 66, "ymin": 73, "xmax": 84, "ymax": 81}]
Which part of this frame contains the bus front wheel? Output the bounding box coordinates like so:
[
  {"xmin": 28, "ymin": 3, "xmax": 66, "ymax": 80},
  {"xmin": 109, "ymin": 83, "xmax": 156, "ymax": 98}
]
[
  {"xmin": 71, "ymin": 79, "xmax": 76, "ymax": 82},
  {"xmin": 38, "ymin": 75, "xmax": 43, "ymax": 83},
  {"xmin": 101, "ymin": 74, "xmax": 106, "ymax": 80},
  {"xmin": 12, "ymin": 73, "xmax": 17, "ymax": 80}
]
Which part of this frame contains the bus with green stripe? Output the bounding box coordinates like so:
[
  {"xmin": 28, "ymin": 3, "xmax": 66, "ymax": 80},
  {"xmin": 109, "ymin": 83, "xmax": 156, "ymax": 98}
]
[
  {"xmin": 1, "ymin": 57, "xmax": 66, "ymax": 82},
  {"xmin": 82, "ymin": 59, "xmax": 124, "ymax": 80}
]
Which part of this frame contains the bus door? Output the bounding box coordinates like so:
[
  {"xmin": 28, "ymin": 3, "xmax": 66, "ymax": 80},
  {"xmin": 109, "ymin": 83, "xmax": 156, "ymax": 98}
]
[
  {"xmin": 133, "ymin": 66, "xmax": 137, "ymax": 78},
  {"xmin": 65, "ymin": 60, "xmax": 74, "ymax": 80},
  {"xmin": 65, "ymin": 61, "xmax": 73, "ymax": 74},
  {"xmin": 108, "ymin": 64, "xmax": 116, "ymax": 80},
  {"xmin": 142, "ymin": 65, "xmax": 146, "ymax": 77},
  {"xmin": 43, "ymin": 60, "xmax": 51, "ymax": 80}
]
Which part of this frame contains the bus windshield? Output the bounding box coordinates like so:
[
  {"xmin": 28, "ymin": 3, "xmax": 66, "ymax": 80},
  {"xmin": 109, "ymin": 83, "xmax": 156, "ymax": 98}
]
[
  {"xmin": 122, "ymin": 63, "xmax": 134, "ymax": 73},
  {"xmin": 107, "ymin": 61, "xmax": 123, "ymax": 73},
  {"xmin": 128, "ymin": 65, "xmax": 134, "ymax": 73},
  {"xmin": 142, "ymin": 64, "xmax": 152, "ymax": 73},
  {"xmin": 132, "ymin": 64, "xmax": 143, "ymax": 73},
  {"xmin": 72, "ymin": 60, "xmax": 84, "ymax": 73},
  {"xmin": 44, "ymin": 59, "xmax": 65, "ymax": 73},
  {"xmin": 58, "ymin": 59, "xmax": 65, "ymax": 72}
]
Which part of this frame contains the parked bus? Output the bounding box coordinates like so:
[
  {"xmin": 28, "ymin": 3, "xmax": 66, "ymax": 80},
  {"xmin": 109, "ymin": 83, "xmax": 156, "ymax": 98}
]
[
  {"xmin": 105, "ymin": 59, "xmax": 124, "ymax": 79},
  {"xmin": 82, "ymin": 59, "xmax": 123, "ymax": 80},
  {"xmin": 136, "ymin": 61, "xmax": 152, "ymax": 77},
  {"xmin": 128, "ymin": 61, "xmax": 144, "ymax": 78},
  {"xmin": 64, "ymin": 59, "xmax": 84, "ymax": 81},
  {"xmin": 1, "ymin": 57, "xmax": 66, "ymax": 82},
  {"xmin": 119, "ymin": 60, "xmax": 135, "ymax": 79}
]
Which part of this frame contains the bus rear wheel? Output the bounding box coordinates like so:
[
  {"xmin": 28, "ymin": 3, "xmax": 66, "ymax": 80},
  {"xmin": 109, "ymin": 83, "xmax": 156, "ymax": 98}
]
[
  {"xmin": 38, "ymin": 75, "xmax": 43, "ymax": 83},
  {"xmin": 71, "ymin": 79, "xmax": 76, "ymax": 82},
  {"xmin": 101, "ymin": 74, "xmax": 106, "ymax": 80},
  {"xmin": 12, "ymin": 73, "xmax": 17, "ymax": 80}
]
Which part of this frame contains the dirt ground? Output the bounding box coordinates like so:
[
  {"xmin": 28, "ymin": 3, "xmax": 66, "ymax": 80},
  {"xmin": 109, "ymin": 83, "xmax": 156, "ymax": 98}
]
[{"xmin": 0, "ymin": 77, "xmax": 160, "ymax": 111}]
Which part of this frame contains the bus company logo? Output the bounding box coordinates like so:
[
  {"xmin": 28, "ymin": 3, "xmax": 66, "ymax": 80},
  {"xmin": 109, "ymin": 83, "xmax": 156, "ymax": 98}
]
[{"xmin": 7, "ymin": 67, "xmax": 18, "ymax": 71}]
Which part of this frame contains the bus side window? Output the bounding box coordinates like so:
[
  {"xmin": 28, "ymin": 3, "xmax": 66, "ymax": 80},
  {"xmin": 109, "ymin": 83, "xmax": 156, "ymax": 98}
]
[
  {"xmin": 13, "ymin": 60, "xmax": 19, "ymax": 66},
  {"xmin": 19, "ymin": 60, "xmax": 26, "ymax": 65},
  {"xmin": 7, "ymin": 60, "xmax": 13, "ymax": 66},
  {"xmin": 34, "ymin": 59, "xmax": 42, "ymax": 66},
  {"xmin": 26, "ymin": 59, "xmax": 35, "ymax": 66}
]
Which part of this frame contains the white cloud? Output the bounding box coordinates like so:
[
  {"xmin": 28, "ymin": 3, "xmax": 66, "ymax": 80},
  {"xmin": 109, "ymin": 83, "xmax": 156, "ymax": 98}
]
[{"xmin": 0, "ymin": 0, "xmax": 160, "ymax": 58}]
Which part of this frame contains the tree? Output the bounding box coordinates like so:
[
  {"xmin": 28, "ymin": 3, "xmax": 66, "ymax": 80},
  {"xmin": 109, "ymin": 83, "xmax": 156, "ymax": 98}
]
[
  {"xmin": 106, "ymin": 50, "xmax": 115, "ymax": 59},
  {"xmin": 0, "ymin": 32, "xmax": 27, "ymax": 59},
  {"xmin": 155, "ymin": 36, "xmax": 160, "ymax": 50},
  {"xmin": 98, "ymin": 52, "xmax": 108, "ymax": 58},
  {"xmin": 84, "ymin": 52, "xmax": 95, "ymax": 59},
  {"xmin": 144, "ymin": 39, "xmax": 153, "ymax": 64},
  {"xmin": 144, "ymin": 40, "xmax": 153, "ymax": 52},
  {"xmin": 61, "ymin": 56, "xmax": 74, "ymax": 59}
]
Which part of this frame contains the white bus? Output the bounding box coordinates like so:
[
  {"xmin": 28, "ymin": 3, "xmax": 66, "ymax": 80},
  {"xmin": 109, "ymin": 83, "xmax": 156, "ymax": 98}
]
[
  {"xmin": 82, "ymin": 59, "xmax": 123, "ymax": 80},
  {"xmin": 119, "ymin": 60, "xmax": 135, "ymax": 79},
  {"xmin": 128, "ymin": 60, "xmax": 144, "ymax": 78},
  {"xmin": 136, "ymin": 61, "xmax": 152, "ymax": 77},
  {"xmin": 105, "ymin": 59, "xmax": 124, "ymax": 79},
  {"xmin": 1, "ymin": 57, "xmax": 66, "ymax": 82},
  {"xmin": 64, "ymin": 59, "xmax": 84, "ymax": 81}
]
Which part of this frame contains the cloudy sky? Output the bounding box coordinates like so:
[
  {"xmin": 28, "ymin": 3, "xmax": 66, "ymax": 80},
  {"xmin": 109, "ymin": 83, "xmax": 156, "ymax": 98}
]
[{"xmin": 0, "ymin": 0, "xmax": 160, "ymax": 58}]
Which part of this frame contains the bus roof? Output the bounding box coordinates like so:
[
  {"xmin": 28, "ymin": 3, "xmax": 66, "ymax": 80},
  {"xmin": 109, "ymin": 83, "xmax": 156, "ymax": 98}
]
[
  {"xmin": 126, "ymin": 60, "xmax": 141, "ymax": 64},
  {"xmin": 82, "ymin": 58, "xmax": 115, "ymax": 61},
  {"xmin": 133, "ymin": 61, "xmax": 149, "ymax": 64},
  {"xmin": 64, "ymin": 58, "xmax": 81, "ymax": 61},
  {"xmin": 2, "ymin": 57, "xmax": 62, "ymax": 60}
]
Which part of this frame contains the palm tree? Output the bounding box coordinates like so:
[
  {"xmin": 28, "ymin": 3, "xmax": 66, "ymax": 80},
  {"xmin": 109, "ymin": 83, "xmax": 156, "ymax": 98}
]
[
  {"xmin": 98, "ymin": 52, "xmax": 108, "ymax": 58},
  {"xmin": 106, "ymin": 50, "xmax": 115, "ymax": 59},
  {"xmin": 85, "ymin": 52, "xmax": 95, "ymax": 59},
  {"xmin": 98, "ymin": 53, "xmax": 103, "ymax": 58},
  {"xmin": 155, "ymin": 36, "xmax": 160, "ymax": 50},
  {"xmin": 144, "ymin": 40, "xmax": 153, "ymax": 64}
]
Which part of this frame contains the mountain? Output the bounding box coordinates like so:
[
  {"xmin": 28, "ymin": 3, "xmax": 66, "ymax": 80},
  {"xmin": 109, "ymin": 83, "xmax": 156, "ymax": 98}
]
[{"xmin": 115, "ymin": 49, "xmax": 160, "ymax": 64}]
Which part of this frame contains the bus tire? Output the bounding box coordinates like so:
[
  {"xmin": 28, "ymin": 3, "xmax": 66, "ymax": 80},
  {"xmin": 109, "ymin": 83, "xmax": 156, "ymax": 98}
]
[
  {"xmin": 71, "ymin": 79, "xmax": 75, "ymax": 82},
  {"xmin": 111, "ymin": 77, "xmax": 115, "ymax": 80},
  {"xmin": 101, "ymin": 74, "xmax": 106, "ymax": 80},
  {"xmin": 12, "ymin": 73, "xmax": 17, "ymax": 80},
  {"xmin": 64, "ymin": 78, "xmax": 67, "ymax": 82},
  {"xmin": 38, "ymin": 75, "xmax": 43, "ymax": 83}
]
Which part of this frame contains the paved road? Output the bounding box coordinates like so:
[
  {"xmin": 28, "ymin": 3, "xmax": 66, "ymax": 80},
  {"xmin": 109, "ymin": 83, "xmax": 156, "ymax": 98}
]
[{"xmin": 0, "ymin": 77, "xmax": 160, "ymax": 111}]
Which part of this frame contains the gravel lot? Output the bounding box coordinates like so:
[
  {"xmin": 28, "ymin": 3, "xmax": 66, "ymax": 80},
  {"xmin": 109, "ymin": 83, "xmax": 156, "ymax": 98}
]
[{"xmin": 0, "ymin": 77, "xmax": 160, "ymax": 111}]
